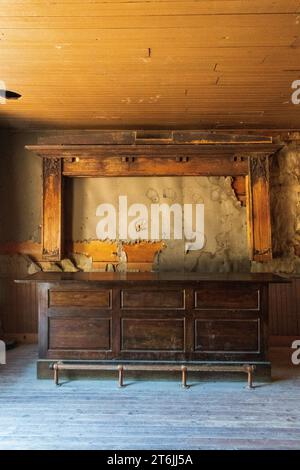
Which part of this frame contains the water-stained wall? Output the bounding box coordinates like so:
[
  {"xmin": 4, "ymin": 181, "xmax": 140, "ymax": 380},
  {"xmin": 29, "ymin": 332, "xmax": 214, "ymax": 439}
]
[{"xmin": 68, "ymin": 175, "xmax": 249, "ymax": 272}]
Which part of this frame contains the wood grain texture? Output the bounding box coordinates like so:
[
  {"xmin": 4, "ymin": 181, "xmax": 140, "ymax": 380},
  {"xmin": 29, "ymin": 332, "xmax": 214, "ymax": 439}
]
[
  {"xmin": 42, "ymin": 158, "xmax": 63, "ymax": 261},
  {"xmin": 27, "ymin": 143, "xmax": 281, "ymax": 157},
  {"xmin": 121, "ymin": 318, "xmax": 185, "ymax": 351},
  {"xmin": 2, "ymin": 276, "xmax": 299, "ymax": 340},
  {"xmin": 49, "ymin": 317, "xmax": 111, "ymax": 350},
  {"xmin": 194, "ymin": 286, "xmax": 259, "ymax": 310},
  {"xmin": 37, "ymin": 131, "xmax": 272, "ymax": 145},
  {"xmin": 269, "ymin": 278, "xmax": 300, "ymax": 336},
  {"xmin": 15, "ymin": 271, "xmax": 287, "ymax": 283},
  {"xmin": 62, "ymin": 156, "xmax": 249, "ymax": 177},
  {"xmin": 121, "ymin": 289, "xmax": 185, "ymax": 309},
  {"xmin": 49, "ymin": 289, "xmax": 111, "ymax": 308},
  {"xmin": 18, "ymin": 273, "xmax": 280, "ymax": 364},
  {"xmin": 0, "ymin": 1, "xmax": 300, "ymax": 129},
  {"xmin": 247, "ymin": 155, "xmax": 273, "ymax": 261},
  {"xmin": 0, "ymin": 277, "xmax": 38, "ymax": 336},
  {"xmin": 195, "ymin": 319, "xmax": 259, "ymax": 352}
]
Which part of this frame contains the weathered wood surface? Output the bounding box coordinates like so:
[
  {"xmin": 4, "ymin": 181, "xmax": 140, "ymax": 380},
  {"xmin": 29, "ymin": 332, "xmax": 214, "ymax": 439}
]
[
  {"xmin": 247, "ymin": 154, "xmax": 273, "ymax": 261},
  {"xmin": 14, "ymin": 273, "xmax": 286, "ymax": 365},
  {"xmin": 26, "ymin": 143, "xmax": 281, "ymax": 158},
  {"xmin": 49, "ymin": 289, "xmax": 111, "ymax": 308},
  {"xmin": 0, "ymin": 345, "xmax": 299, "ymax": 450},
  {"xmin": 37, "ymin": 131, "xmax": 272, "ymax": 146},
  {"xmin": 1, "ymin": 2, "xmax": 300, "ymax": 129},
  {"xmin": 3, "ymin": 277, "xmax": 299, "ymax": 342},
  {"xmin": 16, "ymin": 271, "xmax": 286, "ymax": 284},
  {"xmin": 62, "ymin": 155, "xmax": 249, "ymax": 177},
  {"xmin": 42, "ymin": 158, "xmax": 63, "ymax": 261}
]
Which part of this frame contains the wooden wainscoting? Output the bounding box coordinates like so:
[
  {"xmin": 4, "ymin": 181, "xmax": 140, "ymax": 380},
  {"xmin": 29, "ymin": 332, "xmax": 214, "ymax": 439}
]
[
  {"xmin": 269, "ymin": 277, "xmax": 300, "ymax": 346},
  {"xmin": 0, "ymin": 277, "xmax": 38, "ymax": 343},
  {"xmin": 0, "ymin": 276, "xmax": 299, "ymax": 343}
]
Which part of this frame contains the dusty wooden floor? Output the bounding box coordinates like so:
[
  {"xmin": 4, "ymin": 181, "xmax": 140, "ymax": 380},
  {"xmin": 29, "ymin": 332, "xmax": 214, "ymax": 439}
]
[{"xmin": 0, "ymin": 345, "xmax": 300, "ymax": 450}]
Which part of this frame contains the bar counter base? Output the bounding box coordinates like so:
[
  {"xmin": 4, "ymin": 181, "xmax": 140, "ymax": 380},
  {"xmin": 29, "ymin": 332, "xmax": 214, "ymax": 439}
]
[{"xmin": 15, "ymin": 272, "xmax": 288, "ymax": 383}]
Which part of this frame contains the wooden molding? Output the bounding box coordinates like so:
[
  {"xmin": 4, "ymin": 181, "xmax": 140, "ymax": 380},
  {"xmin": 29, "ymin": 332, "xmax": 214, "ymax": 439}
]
[
  {"xmin": 63, "ymin": 155, "xmax": 249, "ymax": 177},
  {"xmin": 26, "ymin": 143, "xmax": 280, "ymax": 158},
  {"xmin": 36, "ymin": 130, "xmax": 273, "ymax": 146}
]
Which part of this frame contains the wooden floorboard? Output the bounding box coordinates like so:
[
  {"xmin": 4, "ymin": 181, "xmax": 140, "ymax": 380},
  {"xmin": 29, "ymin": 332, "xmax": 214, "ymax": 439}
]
[{"xmin": 0, "ymin": 345, "xmax": 300, "ymax": 450}]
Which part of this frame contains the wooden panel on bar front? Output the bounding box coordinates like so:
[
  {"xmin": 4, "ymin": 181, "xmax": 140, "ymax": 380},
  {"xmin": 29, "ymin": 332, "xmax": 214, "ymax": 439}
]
[
  {"xmin": 49, "ymin": 289, "xmax": 112, "ymax": 308},
  {"xmin": 247, "ymin": 155, "xmax": 272, "ymax": 262},
  {"xmin": 121, "ymin": 318, "xmax": 185, "ymax": 351},
  {"xmin": 42, "ymin": 158, "xmax": 62, "ymax": 261},
  {"xmin": 63, "ymin": 156, "xmax": 248, "ymax": 177},
  {"xmin": 49, "ymin": 317, "xmax": 111, "ymax": 350},
  {"xmin": 14, "ymin": 272, "xmax": 286, "ymax": 369},
  {"xmin": 195, "ymin": 319, "xmax": 259, "ymax": 352},
  {"xmin": 121, "ymin": 289, "xmax": 185, "ymax": 309},
  {"xmin": 194, "ymin": 286, "xmax": 259, "ymax": 310}
]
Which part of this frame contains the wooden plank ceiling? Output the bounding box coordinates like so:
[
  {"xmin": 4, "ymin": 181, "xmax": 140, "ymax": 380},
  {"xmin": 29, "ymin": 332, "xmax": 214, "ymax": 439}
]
[{"xmin": 0, "ymin": 0, "xmax": 300, "ymax": 129}]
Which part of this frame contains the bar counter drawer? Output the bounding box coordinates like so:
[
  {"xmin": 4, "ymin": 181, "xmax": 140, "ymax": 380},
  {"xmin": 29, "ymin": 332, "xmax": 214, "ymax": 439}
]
[
  {"xmin": 49, "ymin": 289, "xmax": 112, "ymax": 308},
  {"xmin": 121, "ymin": 288, "xmax": 186, "ymax": 310},
  {"xmin": 194, "ymin": 285, "xmax": 260, "ymax": 310}
]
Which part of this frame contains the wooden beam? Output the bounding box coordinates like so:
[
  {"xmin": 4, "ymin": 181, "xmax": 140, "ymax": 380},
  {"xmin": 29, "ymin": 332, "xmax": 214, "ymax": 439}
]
[
  {"xmin": 38, "ymin": 130, "xmax": 135, "ymax": 145},
  {"xmin": 42, "ymin": 158, "xmax": 63, "ymax": 261},
  {"xmin": 36, "ymin": 130, "xmax": 272, "ymax": 146},
  {"xmin": 63, "ymin": 156, "xmax": 248, "ymax": 177},
  {"xmin": 247, "ymin": 155, "xmax": 272, "ymax": 262},
  {"xmin": 26, "ymin": 143, "xmax": 281, "ymax": 159},
  {"xmin": 172, "ymin": 131, "xmax": 272, "ymax": 144}
]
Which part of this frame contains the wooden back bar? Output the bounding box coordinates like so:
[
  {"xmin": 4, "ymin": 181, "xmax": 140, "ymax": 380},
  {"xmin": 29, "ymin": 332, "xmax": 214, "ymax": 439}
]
[{"xmin": 25, "ymin": 132, "xmax": 283, "ymax": 263}]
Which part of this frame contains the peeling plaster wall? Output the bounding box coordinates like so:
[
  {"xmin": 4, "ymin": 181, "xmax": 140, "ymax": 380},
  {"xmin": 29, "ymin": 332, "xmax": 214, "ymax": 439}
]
[{"xmin": 68, "ymin": 175, "xmax": 249, "ymax": 272}]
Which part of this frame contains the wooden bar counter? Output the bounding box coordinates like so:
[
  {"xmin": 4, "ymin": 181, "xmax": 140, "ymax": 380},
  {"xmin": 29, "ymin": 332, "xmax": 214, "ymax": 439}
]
[{"xmin": 16, "ymin": 272, "xmax": 287, "ymax": 379}]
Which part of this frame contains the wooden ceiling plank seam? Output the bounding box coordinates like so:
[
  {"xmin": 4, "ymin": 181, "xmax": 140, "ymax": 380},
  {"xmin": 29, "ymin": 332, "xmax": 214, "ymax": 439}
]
[
  {"xmin": 1, "ymin": 1, "xmax": 300, "ymax": 17},
  {"xmin": 0, "ymin": 14, "xmax": 299, "ymax": 30}
]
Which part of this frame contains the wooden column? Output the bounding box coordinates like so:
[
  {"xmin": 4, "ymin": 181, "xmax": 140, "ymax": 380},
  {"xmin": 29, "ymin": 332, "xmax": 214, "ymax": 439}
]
[
  {"xmin": 42, "ymin": 158, "xmax": 63, "ymax": 260},
  {"xmin": 247, "ymin": 154, "xmax": 272, "ymax": 262}
]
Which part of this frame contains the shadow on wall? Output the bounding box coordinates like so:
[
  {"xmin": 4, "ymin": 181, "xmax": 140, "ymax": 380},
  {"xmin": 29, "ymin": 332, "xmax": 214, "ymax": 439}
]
[
  {"xmin": 0, "ymin": 130, "xmax": 42, "ymax": 338},
  {"xmin": 0, "ymin": 130, "xmax": 42, "ymax": 246}
]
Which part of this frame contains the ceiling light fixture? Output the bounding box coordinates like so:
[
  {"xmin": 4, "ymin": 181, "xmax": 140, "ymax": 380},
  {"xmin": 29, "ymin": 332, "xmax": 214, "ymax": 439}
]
[{"xmin": 0, "ymin": 90, "xmax": 22, "ymax": 100}]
